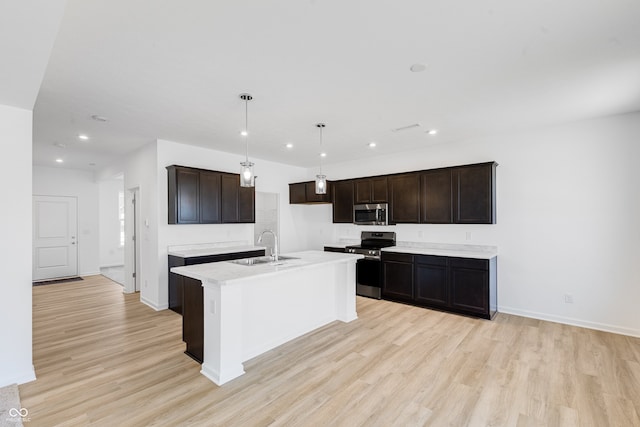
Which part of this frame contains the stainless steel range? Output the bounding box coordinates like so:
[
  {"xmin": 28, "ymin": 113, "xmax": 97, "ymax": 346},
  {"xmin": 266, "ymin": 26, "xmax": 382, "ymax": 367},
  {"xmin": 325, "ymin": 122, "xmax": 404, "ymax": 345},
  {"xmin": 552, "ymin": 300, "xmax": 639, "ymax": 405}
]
[{"xmin": 346, "ymin": 231, "xmax": 396, "ymax": 299}]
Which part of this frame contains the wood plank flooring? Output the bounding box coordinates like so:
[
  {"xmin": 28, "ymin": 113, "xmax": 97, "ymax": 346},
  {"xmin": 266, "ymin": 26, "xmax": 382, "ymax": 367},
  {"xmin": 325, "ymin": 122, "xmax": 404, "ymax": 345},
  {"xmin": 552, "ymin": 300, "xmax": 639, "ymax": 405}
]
[{"xmin": 19, "ymin": 275, "xmax": 640, "ymax": 426}]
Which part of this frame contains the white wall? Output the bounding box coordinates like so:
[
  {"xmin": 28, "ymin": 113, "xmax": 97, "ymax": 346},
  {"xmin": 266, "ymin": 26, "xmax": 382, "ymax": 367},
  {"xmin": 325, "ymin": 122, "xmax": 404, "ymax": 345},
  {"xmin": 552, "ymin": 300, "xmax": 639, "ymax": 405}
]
[
  {"xmin": 98, "ymin": 178, "xmax": 125, "ymax": 267},
  {"xmin": 0, "ymin": 105, "xmax": 36, "ymax": 386},
  {"xmin": 33, "ymin": 166, "xmax": 100, "ymax": 276},
  {"xmin": 122, "ymin": 142, "xmax": 158, "ymax": 303},
  {"xmin": 321, "ymin": 112, "xmax": 640, "ymax": 337}
]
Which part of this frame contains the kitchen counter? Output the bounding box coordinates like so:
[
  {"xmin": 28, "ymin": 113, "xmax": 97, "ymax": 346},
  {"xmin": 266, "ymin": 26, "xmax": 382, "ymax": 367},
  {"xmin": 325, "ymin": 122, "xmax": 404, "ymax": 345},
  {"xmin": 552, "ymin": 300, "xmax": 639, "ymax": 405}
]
[
  {"xmin": 171, "ymin": 250, "xmax": 362, "ymax": 385},
  {"xmin": 171, "ymin": 250, "xmax": 362, "ymax": 285},
  {"xmin": 168, "ymin": 242, "xmax": 265, "ymax": 258},
  {"xmin": 383, "ymin": 243, "xmax": 497, "ymax": 259},
  {"xmin": 324, "ymin": 240, "xmax": 497, "ymax": 259}
]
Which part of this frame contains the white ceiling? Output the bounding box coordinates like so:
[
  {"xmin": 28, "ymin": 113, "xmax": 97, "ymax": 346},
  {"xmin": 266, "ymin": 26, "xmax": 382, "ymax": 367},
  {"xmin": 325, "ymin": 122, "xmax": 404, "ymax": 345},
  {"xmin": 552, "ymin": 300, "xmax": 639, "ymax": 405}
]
[{"xmin": 31, "ymin": 0, "xmax": 640, "ymax": 171}]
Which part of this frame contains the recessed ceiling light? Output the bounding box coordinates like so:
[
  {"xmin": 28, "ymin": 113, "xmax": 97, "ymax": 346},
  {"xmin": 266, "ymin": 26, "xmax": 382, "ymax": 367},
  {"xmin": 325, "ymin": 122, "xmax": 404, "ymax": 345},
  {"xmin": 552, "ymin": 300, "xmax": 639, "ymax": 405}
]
[
  {"xmin": 78, "ymin": 134, "xmax": 89, "ymax": 140},
  {"xmin": 53, "ymin": 142, "xmax": 66, "ymax": 148},
  {"xmin": 91, "ymin": 115, "xmax": 109, "ymax": 122},
  {"xmin": 427, "ymin": 129, "xmax": 438, "ymax": 135},
  {"xmin": 240, "ymin": 130, "xmax": 248, "ymax": 137},
  {"xmin": 55, "ymin": 158, "xmax": 63, "ymax": 163},
  {"xmin": 320, "ymin": 152, "xmax": 327, "ymax": 157},
  {"xmin": 368, "ymin": 142, "xmax": 377, "ymax": 148},
  {"xmin": 410, "ymin": 63, "xmax": 427, "ymax": 72},
  {"xmin": 285, "ymin": 143, "xmax": 293, "ymax": 149}
]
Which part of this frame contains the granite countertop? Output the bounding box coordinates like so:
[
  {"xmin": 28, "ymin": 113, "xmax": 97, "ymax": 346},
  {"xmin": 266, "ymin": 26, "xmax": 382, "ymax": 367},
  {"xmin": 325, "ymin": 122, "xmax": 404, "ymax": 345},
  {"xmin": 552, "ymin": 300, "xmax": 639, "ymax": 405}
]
[
  {"xmin": 171, "ymin": 250, "xmax": 362, "ymax": 286},
  {"xmin": 168, "ymin": 241, "xmax": 265, "ymax": 258}
]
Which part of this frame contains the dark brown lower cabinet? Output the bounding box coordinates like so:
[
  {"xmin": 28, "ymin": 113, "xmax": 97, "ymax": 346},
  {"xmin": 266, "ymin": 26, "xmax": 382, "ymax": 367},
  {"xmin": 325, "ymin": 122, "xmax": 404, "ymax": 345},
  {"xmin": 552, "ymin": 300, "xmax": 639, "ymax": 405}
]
[
  {"xmin": 414, "ymin": 255, "xmax": 448, "ymax": 308},
  {"xmin": 182, "ymin": 276, "xmax": 204, "ymax": 362},
  {"xmin": 170, "ymin": 249, "xmax": 265, "ymax": 364},
  {"xmin": 382, "ymin": 252, "xmax": 497, "ymax": 319},
  {"xmin": 382, "ymin": 252, "xmax": 414, "ymax": 302},
  {"xmin": 449, "ymin": 258, "xmax": 491, "ymax": 316}
]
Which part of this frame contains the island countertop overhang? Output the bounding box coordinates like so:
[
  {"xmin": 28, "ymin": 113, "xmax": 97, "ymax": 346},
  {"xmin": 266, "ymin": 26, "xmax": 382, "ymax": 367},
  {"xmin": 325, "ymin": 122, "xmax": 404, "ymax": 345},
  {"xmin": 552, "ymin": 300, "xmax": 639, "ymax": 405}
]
[{"xmin": 170, "ymin": 250, "xmax": 363, "ymax": 286}]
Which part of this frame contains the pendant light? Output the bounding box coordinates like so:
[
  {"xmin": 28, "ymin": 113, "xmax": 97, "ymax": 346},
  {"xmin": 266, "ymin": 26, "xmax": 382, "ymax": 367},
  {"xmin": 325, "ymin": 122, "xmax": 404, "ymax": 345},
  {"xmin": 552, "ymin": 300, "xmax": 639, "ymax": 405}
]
[
  {"xmin": 315, "ymin": 123, "xmax": 327, "ymax": 194},
  {"xmin": 239, "ymin": 93, "xmax": 255, "ymax": 187}
]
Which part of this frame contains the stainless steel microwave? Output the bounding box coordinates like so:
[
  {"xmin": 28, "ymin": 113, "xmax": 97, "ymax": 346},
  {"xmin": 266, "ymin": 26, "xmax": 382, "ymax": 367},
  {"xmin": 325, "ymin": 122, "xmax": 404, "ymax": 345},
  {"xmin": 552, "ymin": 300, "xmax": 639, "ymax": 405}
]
[{"xmin": 353, "ymin": 203, "xmax": 388, "ymax": 226}]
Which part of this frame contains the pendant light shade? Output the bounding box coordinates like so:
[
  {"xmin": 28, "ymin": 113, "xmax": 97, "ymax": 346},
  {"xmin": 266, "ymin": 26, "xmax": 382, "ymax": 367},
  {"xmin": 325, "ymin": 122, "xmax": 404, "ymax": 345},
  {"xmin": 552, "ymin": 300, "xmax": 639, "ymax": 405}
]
[
  {"xmin": 239, "ymin": 93, "xmax": 255, "ymax": 187},
  {"xmin": 240, "ymin": 160, "xmax": 254, "ymax": 187},
  {"xmin": 315, "ymin": 123, "xmax": 327, "ymax": 194},
  {"xmin": 315, "ymin": 174, "xmax": 327, "ymax": 194}
]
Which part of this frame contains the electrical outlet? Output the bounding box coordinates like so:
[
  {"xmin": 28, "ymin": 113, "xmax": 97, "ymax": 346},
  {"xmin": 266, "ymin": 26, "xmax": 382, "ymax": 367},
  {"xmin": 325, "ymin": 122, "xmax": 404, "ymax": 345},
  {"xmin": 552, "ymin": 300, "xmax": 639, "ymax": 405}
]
[
  {"xmin": 418, "ymin": 231, "xmax": 423, "ymax": 238},
  {"xmin": 466, "ymin": 232, "xmax": 472, "ymax": 241},
  {"xmin": 564, "ymin": 294, "xmax": 574, "ymax": 304}
]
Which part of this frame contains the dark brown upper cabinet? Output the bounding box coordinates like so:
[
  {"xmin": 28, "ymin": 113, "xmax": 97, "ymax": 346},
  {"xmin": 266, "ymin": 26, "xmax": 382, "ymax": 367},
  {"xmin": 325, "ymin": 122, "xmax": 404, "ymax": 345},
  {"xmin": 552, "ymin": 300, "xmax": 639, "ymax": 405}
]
[
  {"xmin": 421, "ymin": 169, "xmax": 453, "ymax": 224},
  {"xmin": 354, "ymin": 177, "xmax": 388, "ymax": 204},
  {"xmin": 332, "ymin": 180, "xmax": 354, "ymax": 223},
  {"xmin": 453, "ymin": 162, "xmax": 496, "ymax": 224},
  {"xmin": 290, "ymin": 161, "xmax": 496, "ymax": 225},
  {"xmin": 199, "ymin": 170, "xmax": 221, "ymax": 224},
  {"xmin": 289, "ymin": 182, "xmax": 307, "ymax": 204},
  {"xmin": 388, "ymin": 173, "xmax": 421, "ymax": 224},
  {"xmin": 221, "ymin": 173, "xmax": 255, "ymax": 223},
  {"xmin": 168, "ymin": 166, "xmax": 201, "ymax": 224},
  {"xmin": 167, "ymin": 165, "xmax": 254, "ymax": 224},
  {"xmin": 288, "ymin": 181, "xmax": 332, "ymax": 204}
]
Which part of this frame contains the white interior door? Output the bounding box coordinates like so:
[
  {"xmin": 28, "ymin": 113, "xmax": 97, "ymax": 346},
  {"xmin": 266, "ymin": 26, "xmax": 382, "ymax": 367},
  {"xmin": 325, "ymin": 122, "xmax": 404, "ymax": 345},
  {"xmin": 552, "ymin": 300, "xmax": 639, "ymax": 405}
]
[{"xmin": 33, "ymin": 195, "xmax": 78, "ymax": 281}]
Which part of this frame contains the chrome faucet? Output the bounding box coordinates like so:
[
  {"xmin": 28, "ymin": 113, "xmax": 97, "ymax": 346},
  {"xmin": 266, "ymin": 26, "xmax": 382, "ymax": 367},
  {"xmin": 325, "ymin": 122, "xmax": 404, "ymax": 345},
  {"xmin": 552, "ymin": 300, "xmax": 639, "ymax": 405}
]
[{"xmin": 257, "ymin": 229, "xmax": 278, "ymax": 262}]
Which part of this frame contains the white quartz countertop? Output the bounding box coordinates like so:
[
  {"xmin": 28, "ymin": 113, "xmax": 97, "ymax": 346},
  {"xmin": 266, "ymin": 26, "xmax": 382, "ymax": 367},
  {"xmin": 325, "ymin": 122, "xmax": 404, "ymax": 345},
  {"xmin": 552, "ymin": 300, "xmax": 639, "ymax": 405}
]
[
  {"xmin": 171, "ymin": 250, "xmax": 363, "ymax": 285},
  {"xmin": 324, "ymin": 240, "xmax": 497, "ymax": 259},
  {"xmin": 382, "ymin": 245, "xmax": 497, "ymax": 259},
  {"xmin": 168, "ymin": 245, "xmax": 265, "ymax": 258}
]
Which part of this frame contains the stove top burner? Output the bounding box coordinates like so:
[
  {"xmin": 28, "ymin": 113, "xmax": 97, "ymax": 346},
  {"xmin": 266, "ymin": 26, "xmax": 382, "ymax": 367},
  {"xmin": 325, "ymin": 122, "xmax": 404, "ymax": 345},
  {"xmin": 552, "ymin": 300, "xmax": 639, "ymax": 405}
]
[{"xmin": 346, "ymin": 231, "xmax": 396, "ymax": 259}]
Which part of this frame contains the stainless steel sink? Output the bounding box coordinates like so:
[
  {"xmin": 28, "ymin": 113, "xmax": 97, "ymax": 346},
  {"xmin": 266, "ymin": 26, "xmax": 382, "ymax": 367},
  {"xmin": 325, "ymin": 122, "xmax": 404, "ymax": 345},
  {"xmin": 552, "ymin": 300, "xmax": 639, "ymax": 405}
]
[{"xmin": 230, "ymin": 255, "xmax": 299, "ymax": 266}]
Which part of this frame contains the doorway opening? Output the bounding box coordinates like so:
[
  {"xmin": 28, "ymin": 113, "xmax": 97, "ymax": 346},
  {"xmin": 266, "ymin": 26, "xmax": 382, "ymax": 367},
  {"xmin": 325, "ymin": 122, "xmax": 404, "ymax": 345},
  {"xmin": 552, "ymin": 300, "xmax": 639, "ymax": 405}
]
[
  {"xmin": 98, "ymin": 175, "xmax": 125, "ymax": 285},
  {"xmin": 124, "ymin": 187, "xmax": 141, "ymax": 293}
]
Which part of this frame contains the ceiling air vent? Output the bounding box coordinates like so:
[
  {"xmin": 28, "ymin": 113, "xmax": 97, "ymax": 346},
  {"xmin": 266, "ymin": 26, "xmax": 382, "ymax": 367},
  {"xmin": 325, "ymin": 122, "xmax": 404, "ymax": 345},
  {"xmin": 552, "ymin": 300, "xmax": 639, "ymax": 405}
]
[{"xmin": 392, "ymin": 123, "xmax": 420, "ymax": 132}]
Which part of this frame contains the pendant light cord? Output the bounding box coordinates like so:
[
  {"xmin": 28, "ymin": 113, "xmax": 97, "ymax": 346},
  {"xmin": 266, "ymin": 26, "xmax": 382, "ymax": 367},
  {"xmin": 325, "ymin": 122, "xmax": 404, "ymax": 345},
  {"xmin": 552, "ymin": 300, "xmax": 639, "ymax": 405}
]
[
  {"xmin": 319, "ymin": 125, "xmax": 322, "ymax": 175},
  {"xmin": 318, "ymin": 123, "xmax": 324, "ymax": 175},
  {"xmin": 244, "ymin": 97, "xmax": 249, "ymax": 162}
]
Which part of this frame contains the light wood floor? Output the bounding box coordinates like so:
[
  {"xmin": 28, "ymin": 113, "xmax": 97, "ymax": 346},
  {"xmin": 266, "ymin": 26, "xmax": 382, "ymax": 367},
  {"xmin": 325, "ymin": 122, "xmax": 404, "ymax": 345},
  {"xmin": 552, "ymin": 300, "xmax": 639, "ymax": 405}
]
[{"xmin": 20, "ymin": 275, "xmax": 640, "ymax": 426}]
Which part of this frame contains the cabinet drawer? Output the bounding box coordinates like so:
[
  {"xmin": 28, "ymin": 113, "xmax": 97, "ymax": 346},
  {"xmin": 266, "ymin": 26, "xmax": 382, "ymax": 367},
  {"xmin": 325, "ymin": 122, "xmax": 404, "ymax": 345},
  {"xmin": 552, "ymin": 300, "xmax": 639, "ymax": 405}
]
[
  {"xmin": 415, "ymin": 255, "xmax": 447, "ymax": 266},
  {"xmin": 449, "ymin": 257, "xmax": 488, "ymax": 270},
  {"xmin": 382, "ymin": 252, "xmax": 414, "ymax": 263}
]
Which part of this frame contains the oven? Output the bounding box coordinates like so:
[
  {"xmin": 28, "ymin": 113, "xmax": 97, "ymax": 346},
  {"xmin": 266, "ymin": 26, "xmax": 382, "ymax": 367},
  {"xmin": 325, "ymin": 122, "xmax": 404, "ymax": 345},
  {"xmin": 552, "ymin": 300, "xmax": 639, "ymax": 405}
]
[
  {"xmin": 355, "ymin": 258, "xmax": 383, "ymax": 299},
  {"xmin": 346, "ymin": 231, "xmax": 396, "ymax": 299}
]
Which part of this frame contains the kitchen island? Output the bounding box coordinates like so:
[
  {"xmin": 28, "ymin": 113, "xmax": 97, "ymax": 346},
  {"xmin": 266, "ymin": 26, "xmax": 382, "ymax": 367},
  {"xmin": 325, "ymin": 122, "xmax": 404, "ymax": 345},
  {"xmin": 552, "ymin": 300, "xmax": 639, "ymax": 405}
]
[{"xmin": 171, "ymin": 250, "xmax": 362, "ymax": 385}]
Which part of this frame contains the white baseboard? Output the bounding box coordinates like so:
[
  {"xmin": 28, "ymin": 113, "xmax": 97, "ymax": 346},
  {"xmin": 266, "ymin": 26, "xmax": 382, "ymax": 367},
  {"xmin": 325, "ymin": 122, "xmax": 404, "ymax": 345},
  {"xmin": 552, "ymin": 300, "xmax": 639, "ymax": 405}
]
[
  {"xmin": 140, "ymin": 296, "xmax": 168, "ymax": 311},
  {"xmin": 80, "ymin": 271, "xmax": 101, "ymax": 277},
  {"xmin": 99, "ymin": 264, "xmax": 124, "ymax": 269},
  {"xmin": 0, "ymin": 366, "xmax": 36, "ymax": 387},
  {"xmin": 498, "ymin": 306, "xmax": 640, "ymax": 338}
]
